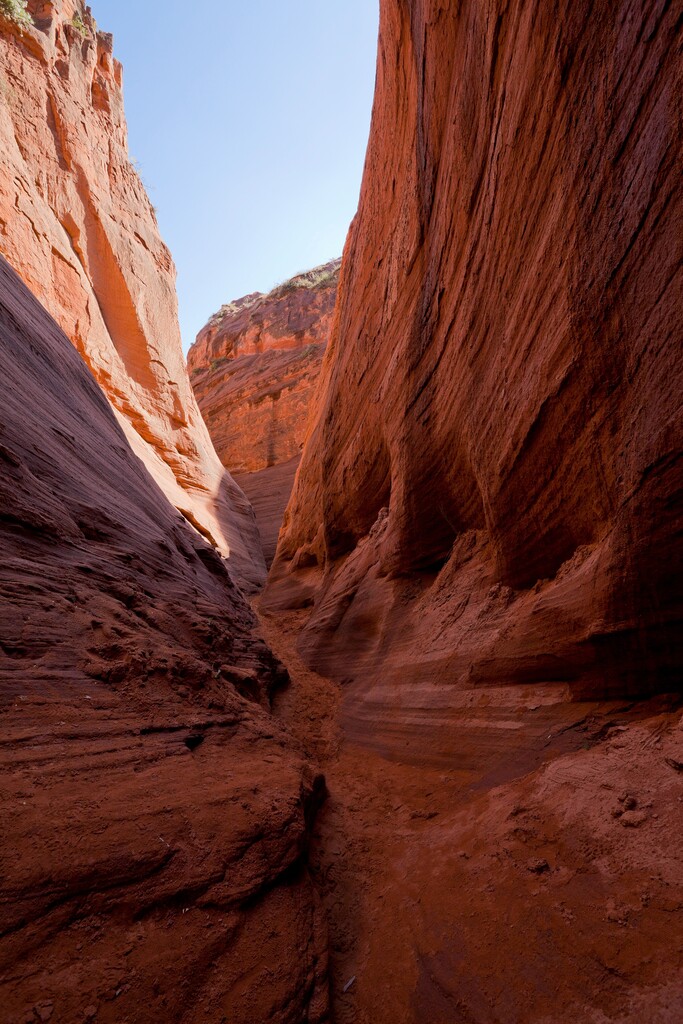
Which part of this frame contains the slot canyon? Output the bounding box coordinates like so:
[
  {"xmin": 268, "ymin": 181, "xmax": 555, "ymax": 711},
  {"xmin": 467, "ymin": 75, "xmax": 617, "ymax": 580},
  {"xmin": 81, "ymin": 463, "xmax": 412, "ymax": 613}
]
[{"xmin": 0, "ymin": 2, "xmax": 681, "ymax": 1023}]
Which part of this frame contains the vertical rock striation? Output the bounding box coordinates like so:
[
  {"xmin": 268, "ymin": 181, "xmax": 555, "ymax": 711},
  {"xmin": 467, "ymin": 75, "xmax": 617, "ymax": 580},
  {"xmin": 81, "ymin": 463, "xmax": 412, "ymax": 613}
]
[
  {"xmin": 267, "ymin": 0, "xmax": 682, "ymax": 712},
  {"xmin": 0, "ymin": 0, "xmax": 264, "ymax": 588}
]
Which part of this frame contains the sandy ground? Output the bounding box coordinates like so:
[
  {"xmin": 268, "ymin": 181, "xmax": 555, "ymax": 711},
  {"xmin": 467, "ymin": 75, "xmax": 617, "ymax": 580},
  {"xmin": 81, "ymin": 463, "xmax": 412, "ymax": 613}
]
[{"xmin": 258, "ymin": 605, "xmax": 683, "ymax": 1024}]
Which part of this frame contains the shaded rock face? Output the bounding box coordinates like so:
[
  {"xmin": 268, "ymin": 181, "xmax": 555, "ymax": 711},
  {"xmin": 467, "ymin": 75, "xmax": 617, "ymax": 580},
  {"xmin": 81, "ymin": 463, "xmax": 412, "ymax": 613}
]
[
  {"xmin": 267, "ymin": 0, "xmax": 682, "ymax": 712},
  {"xmin": 0, "ymin": 0, "xmax": 264, "ymax": 588},
  {"xmin": 188, "ymin": 259, "xmax": 341, "ymax": 474},
  {"xmin": 234, "ymin": 457, "xmax": 302, "ymax": 569},
  {"xmin": 0, "ymin": 256, "xmax": 329, "ymax": 1023}
]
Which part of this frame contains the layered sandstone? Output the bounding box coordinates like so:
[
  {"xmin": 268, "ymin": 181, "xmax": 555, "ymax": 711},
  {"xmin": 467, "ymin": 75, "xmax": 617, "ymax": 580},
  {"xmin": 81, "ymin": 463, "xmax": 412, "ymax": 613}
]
[
  {"xmin": 0, "ymin": 0, "xmax": 263, "ymax": 588},
  {"xmin": 263, "ymin": 608, "xmax": 683, "ymax": 1024},
  {"xmin": 234, "ymin": 457, "xmax": 302, "ymax": 568},
  {"xmin": 257, "ymin": 4, "xmax": 683, "ymax": 1017},
  {"xmin": 189, "ymin": 259, "xmax": 340, "ymax": 474},
  {"xmin": 0, "ymin": 255, "xmax": 328, "ymax": 1023},
  {"xmin": 268, "ymin": 0, "xmax": 682, "ymax": 713},
  {"xmin": 189, "ymin": 260, "xmax": 340, "ymax": 565}
]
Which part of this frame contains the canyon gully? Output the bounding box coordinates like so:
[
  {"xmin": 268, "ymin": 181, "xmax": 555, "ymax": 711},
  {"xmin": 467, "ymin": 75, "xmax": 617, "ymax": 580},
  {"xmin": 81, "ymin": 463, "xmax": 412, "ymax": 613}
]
[{"xmin": 1, "ymin": 1, "xmax": 681, "ymax": 1022}]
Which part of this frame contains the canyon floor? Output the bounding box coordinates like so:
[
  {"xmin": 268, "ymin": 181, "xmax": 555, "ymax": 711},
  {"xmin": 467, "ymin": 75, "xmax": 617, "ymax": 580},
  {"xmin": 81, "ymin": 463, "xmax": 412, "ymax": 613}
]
[{"xmin": 259, "ymin": 605, "xmax": 683, "ymax": 1024}]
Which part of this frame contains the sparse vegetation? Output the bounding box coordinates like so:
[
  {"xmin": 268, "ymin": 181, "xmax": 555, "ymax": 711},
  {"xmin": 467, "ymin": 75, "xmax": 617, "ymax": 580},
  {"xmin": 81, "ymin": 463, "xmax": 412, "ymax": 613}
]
[
  {"xmin": 208, "ymin": 294, "xmax": 262, "ymax": 326},
  {"xmin": 0, "ymin": 0, "xmax": 33, "ymax": 29},
  {"xmin": 72, "ymin": 12, "xmax": 87, "ymax": 37},
  {"xmin": 269, "ymin": 259, "xmax": 341, "ymax": 300},
  {"xmin": 204, "ymin": 259, "xmax": 341, "ymax": 330},
  {"xmin": 210, "ymin": 304, "xmax": 240, "ymax": 326}
]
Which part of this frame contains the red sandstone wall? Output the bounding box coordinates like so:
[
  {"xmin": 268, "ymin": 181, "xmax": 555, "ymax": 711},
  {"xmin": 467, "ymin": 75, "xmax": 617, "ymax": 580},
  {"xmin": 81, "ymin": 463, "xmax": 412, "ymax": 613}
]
[
  {"xmin": 268, "ymin": 0, "xmax": 682, "ymax": 704},
  {"xmin": 0, "ymin": 254, "xmax": 328, "ymax": 1023}
]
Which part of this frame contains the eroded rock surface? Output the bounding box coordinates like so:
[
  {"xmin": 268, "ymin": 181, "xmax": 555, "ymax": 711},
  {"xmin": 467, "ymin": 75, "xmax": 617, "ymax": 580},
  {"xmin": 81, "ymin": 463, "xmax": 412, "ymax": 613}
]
[
  {"xmin": 189, "ymin": 260, "xmax": 340, "ymax": 567},
  {"xmin": 0, "ymin": 0, "xmax": 263, "ymax": 587},
  {"xmin": 262, "ymin": 606, "xmax": 683, "ymax": 1024},
  {"xmin": 0, "ymin": 258, "xmax": 328, "ymax": 1020},
  {"xmin": 189, "ymin": 259, "xmax": 340, "ymax": 474},
  {"xmin": 268, "ymin": 0, "xmax": 682, "ymax": 710},
  {"xmin": 234, "ymin": 457, "xmax": 302, "ymax": 568}
]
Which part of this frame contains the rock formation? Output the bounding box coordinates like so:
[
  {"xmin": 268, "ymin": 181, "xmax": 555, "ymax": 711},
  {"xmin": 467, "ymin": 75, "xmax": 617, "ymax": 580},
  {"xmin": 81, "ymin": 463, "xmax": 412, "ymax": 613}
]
[
  {"xmin": 256, "ymin": 3, "xmax": 683, "ymax": 1019},
  {"xmin": 267, "ymin": 0, "xmax": 682, "ymax": 710},
  {"xmin": 2, "ymin": 0, "xmax": 682, "ymax": 1020},
  {"xmin": 0, "ymin": 255, "xmax": 328, "ymax": 1023},
  {"xmin": 0, "ymin": 4, "xmax": 327, "ymax": 1019},
  {"xmin": 0, "ymin": 0, "xmax": 264, "ymax": 588},
  {"xmin": 189, "ymin": 259, "xmax": 340, "ymax": 564},
  {"xmin": 189, "ymin": 259, "xmax": 340, "ymax": 474}
]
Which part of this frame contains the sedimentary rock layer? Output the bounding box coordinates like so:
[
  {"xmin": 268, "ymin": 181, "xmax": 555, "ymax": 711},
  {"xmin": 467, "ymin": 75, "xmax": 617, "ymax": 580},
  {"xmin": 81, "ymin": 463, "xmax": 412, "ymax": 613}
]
[
  {"xmin": 189, "ymin": 260, "xmax": 340, "ymax": 474},
  {"xmin": 0, "ymin": 0, "xmax": 263, "ymax": 587},
  {"xmin": 0, "ymin": 256, "xmax": 328, "ymax": 1023},
  {"xmin": 268, "ymin": 0, "xmax": 682, "ymax": 709}
]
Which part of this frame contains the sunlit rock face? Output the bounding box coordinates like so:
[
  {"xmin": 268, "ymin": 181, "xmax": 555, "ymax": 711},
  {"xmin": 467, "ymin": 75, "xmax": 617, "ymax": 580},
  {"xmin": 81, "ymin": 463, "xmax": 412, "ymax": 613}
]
[
  {"xmin": 189, "ymin": 260, "xmax": 341, "ymax": 565},
  {"xmin": 0, "ymin": 254, "xmax": 329, "ymax": 1024},
  {"xmin": 0, "ymin": 0, "xmax": 264, "ymax": 588},
  {"xmin": 267, "ymin": 0, "xmax": 682, "ymax": 714},
  {"xmin": 188, "ymin": 259, "xmax": 341, "ymax": 474}
]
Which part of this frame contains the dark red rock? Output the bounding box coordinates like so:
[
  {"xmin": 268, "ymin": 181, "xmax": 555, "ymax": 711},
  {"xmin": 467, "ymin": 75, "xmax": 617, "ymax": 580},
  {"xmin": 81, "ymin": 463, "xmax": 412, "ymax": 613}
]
[
  {"xmin": 0, "ymin": 257, "xmax": 328, "ymax": 1021},
  {"xmin": 267, "ymin": 0, "xmax": 682, "ymax": 710}
]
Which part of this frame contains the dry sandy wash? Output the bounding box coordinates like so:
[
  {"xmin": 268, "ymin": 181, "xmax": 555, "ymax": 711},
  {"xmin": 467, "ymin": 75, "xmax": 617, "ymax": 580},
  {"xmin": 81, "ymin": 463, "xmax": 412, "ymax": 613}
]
[{"xmin": 1, "ymin": 0, "xmax": 682, "ymax": 1022}]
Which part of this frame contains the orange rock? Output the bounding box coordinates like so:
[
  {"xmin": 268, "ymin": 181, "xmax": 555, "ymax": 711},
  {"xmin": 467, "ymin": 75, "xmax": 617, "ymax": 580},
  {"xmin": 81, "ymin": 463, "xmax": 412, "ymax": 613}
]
[
  {"xmin": 188, "ymin": 260, "xmax": 340, "ymax": 474},
  {"xmin": 267, "ymin": 0, "xmax": 682, "ymax": 711},
  {"xmin": 0, "ymin": 1, "xmax": 263, "ymax": 588}
]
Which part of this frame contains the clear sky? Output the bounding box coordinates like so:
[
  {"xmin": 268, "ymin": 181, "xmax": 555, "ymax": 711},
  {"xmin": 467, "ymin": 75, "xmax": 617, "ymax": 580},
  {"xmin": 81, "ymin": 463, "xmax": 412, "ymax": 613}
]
[{"xmin": 92, "ymin": 1, "xmax": 379, "ymax": 352}]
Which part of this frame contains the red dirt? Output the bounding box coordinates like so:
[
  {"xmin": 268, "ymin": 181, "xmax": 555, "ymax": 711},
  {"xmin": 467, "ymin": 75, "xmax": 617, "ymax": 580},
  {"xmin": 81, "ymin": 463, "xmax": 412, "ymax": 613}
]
[{"xmin": 260, "ymin": 605, "xmax": 683, "ymax": 1024}]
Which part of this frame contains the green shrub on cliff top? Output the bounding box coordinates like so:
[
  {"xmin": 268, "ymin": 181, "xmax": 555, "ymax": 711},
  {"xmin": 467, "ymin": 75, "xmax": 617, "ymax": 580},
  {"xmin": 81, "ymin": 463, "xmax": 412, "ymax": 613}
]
[{"xmin": 0, "ymin": 0, "xmax": 32, "ymax": 29}]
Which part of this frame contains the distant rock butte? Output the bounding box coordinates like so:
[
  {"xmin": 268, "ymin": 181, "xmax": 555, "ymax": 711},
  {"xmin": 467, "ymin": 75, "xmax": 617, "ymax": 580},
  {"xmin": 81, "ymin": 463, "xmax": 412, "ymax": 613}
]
[
  {"xmin": 0, "ymin": 255, "xmax": 328, "ymax": 1024},
  {"xmin": 265, "ymin": 0, "xmax": 682, "ymax": 718},
  {"xmin": 188, "ymin": 259, "xmax": 341, "ymax": 474},
  {"xmin": 189, "ymin": 260, "xmax": 340, "ymax": 566},
  {"xmin": 0, "ymin": 0, "xmax": 264, "ymax": 588}
]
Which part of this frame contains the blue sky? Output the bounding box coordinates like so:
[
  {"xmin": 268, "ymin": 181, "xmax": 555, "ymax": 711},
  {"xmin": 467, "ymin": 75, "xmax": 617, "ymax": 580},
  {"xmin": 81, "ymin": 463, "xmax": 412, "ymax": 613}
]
[{"xmin": 92, "ymin": 1, "xmax": 379, "ymax": 351}]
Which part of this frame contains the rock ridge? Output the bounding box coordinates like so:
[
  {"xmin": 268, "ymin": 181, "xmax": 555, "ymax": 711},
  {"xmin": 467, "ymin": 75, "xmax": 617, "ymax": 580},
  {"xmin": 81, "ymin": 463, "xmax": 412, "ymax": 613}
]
[
  {"xmin": 188, "ymin": 258, "xmax": 341, "ymax": 474},
  {"xmin": 189, "ymin": 259, "xmax": 341, "ymax": 566}
]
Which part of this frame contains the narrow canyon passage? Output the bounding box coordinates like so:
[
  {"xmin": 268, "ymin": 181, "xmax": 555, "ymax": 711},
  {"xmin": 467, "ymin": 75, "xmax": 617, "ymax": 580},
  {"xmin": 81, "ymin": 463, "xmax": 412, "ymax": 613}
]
[
  {"xmin": 1, "ymin": 0, "xmax": 680, "ymax": 1021},
  {"xmin": 258, "ymin": 603, "xmax": 683, "ymax": 1024}
]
